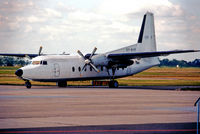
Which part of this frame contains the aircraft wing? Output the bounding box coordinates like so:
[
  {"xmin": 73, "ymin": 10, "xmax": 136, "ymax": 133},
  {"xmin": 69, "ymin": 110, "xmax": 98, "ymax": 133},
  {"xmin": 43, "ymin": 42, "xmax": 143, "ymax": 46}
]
[
  {"xmin": 107, "ymin": 50, "xmax": 200, "ymax": 60},
  {"xmin": 0, "ymin": 53, "xmax": 38, "ymax": 58}
]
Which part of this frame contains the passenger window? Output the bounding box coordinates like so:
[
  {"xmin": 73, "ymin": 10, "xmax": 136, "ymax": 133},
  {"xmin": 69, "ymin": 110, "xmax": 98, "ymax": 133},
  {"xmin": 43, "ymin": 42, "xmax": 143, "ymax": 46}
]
[
  {"xmin": 72, "ymin": 67, "xmax": 75, "ymax": 72},
  {"xmin": 43, "ymin": 61, "xmax": 47, "ymax": 65},
  {"xmin": 90, "ymin": 66, "xmax": 92, "ymax": 71},
  {"xmin": 78, "ymin": 67, "xmax": 81, "ymax": 72}
]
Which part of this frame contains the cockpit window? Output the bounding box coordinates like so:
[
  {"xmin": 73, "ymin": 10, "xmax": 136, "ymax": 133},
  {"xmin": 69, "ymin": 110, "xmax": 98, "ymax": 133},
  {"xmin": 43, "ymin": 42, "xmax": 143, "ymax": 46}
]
[
  {"xmin": 32, "ymin": 61, "xmax": 40, "ymax": 65},
  {"xmin": 32, "ymin": 61, "xmax": 48, "ymax": 65},
  {"xmin": 43, "ymin": 61, "xmax": 47, "ymax": 65}
]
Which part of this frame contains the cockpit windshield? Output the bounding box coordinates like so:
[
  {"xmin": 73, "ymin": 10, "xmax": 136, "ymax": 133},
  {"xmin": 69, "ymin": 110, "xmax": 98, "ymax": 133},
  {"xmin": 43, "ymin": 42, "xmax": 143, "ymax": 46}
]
[
  {"xmin": 32, "ymin": 61, "xmax": 40, "ymax": 65},
  {"xmin": 32, "ymin": 61, "xmax": 48, "ymax": 65}
]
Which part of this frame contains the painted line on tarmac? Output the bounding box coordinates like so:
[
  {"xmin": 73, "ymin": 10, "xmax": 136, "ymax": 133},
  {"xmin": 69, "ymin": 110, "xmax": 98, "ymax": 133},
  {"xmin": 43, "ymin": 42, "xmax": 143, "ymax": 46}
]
[{"xmin": 0, "ymin": 129, "xmax": 196, "ymax": 133}]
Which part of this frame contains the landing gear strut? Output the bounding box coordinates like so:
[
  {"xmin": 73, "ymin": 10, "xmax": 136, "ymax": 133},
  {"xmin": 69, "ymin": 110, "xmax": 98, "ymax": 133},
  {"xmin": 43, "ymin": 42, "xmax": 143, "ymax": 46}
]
[
  {"xmin": 107, "ymin": 67, "xmax": 119, "ymax": 88},
  {"xmin": 25, "ymin": 81, "xmax": 32, "ymax": 89}
]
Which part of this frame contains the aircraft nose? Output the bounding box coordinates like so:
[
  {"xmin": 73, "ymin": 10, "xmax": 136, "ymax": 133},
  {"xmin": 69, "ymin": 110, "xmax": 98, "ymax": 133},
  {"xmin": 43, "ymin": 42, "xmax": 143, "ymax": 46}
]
[{"xmin": 15, "ymin": 69, "xmax": 23, "ymax": 77}]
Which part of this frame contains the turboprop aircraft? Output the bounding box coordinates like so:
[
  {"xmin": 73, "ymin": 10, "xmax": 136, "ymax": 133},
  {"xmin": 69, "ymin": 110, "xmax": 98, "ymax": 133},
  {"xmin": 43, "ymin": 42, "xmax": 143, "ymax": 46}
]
[{"xmin": 0, "ymin": 12, "xmax": 199, "ymax": 88}]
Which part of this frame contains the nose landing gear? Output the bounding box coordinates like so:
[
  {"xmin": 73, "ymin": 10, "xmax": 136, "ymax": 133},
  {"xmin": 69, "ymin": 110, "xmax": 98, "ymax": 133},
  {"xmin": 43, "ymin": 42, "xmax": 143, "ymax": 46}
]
[{"xmin": 25, "ymin": 81, "xmax": 32, "ymax": 89}]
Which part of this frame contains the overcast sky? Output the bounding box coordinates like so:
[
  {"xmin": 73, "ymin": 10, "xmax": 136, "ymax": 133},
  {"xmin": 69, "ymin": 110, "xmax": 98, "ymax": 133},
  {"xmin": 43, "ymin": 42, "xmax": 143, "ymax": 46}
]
[{"xmin": 0, "ymin": 0, "xmax": 199, "ymax": 61}]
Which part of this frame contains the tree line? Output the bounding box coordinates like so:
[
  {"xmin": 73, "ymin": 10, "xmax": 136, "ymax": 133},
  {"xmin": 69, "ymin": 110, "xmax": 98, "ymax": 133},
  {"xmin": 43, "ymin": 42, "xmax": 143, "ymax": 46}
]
[
  {"xmin": 159, "ymin": 59, "xmax": 200, "ymax": 67},
  {"xmin": 0, "ymin": 57, "xmax": 29, "ymax": 66},
  {"xmin": 0, "ymin": 56, "xmax": 200, "ymax": 67}
]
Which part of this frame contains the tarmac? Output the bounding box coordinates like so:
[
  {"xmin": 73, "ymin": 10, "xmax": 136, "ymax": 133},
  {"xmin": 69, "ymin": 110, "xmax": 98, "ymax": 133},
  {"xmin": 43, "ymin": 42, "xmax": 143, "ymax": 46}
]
[{"xmin": 0, "ymin": 85, "xmax": 199, "ymax": 133}]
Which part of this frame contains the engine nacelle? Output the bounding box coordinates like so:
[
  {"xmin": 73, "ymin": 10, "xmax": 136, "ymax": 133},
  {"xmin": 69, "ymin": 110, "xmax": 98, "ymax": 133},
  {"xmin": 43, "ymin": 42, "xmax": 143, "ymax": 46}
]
[
  {"xmin": 92, "ymin": 54, "xmax": 109, "ymax": 66},
  {"xmin": 92, "ymin": 54, "xmax": 134, "ymax": 68}
]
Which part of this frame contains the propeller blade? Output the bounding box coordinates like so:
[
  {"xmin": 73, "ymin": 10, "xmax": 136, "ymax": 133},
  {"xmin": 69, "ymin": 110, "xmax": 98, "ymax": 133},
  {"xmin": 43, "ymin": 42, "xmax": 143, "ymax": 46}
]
[
  {"xmin": 89, "ymin": 63, "xmax": 100, "ymax": 73},
  {"xmin": 78, "ymin": 48, "xmax": 99, "ymax": 75},
  {"xmin": 81, "ymin": 64, "xmax": 87, "ymax": 72},
  {"xmin": 80, "ymin": 64, "xmax": 87, "ymax": 76},
  {"xmin": 89, "ymin": 47, "xmax": 97, "ymax": 59},
  {"xmin": 39, "ymin": 46, "xmax": 43, "ymax": 56},
  {"xmin": 77, "ymin": 50, "xmax": 86, "ymax": 60}
]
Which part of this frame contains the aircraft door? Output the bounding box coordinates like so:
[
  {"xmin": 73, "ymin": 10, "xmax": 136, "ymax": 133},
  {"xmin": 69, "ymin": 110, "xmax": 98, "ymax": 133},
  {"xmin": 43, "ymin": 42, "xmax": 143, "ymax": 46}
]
[{"xmin": 53, "ymin": 63, "xmax": 60, "ymax": 77}]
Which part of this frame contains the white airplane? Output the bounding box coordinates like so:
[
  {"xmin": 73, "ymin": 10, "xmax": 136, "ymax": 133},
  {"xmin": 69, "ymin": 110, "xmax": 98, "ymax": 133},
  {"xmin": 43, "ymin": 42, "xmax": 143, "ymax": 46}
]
[{"xmin": 1, "ymin": 12, "xmax": 199, "ymax": 88}]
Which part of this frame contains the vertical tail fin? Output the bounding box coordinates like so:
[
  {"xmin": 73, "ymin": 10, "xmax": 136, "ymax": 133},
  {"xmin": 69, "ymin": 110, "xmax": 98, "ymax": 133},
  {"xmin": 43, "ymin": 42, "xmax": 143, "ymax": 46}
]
[{"xmin": 137, "ymin": 12, "xmax": 157, "ymax": 52}]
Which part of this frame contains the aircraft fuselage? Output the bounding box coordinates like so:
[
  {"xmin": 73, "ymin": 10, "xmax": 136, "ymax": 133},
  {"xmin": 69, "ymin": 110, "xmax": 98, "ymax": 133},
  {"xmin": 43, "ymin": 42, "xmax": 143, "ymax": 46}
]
[{"xmin": 20, "ymin": 55, "xmax": 158, "ymax": 82}]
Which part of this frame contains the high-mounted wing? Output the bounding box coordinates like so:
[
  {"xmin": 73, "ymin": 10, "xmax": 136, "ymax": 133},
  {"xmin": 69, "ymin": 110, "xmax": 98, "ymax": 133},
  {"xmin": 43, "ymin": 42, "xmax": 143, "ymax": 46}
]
[
  {"xmin": 107, "ymin": 50, "xmax": 200, "ymax": 60},
  {"xmin": 0, "ymin": 53, "xmax": 38, "ymax": 58}
]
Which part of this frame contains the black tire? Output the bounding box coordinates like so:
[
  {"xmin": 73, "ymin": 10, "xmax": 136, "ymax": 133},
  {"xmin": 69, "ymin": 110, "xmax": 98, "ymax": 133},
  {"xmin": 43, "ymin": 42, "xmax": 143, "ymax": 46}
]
[
  {"xmin": 109, "ymin": 80, "xmax": 118, "ymax": 88},
  {"xmin": 113, "ymin": 80, "xmax": 119, "ymax": 88},
  {"xmin": 25, "ymin": 81, "xmax": 32, "ymax": 89},
  {"xmin": 57, "ymin": 81, "xmax": 67, "ymax": 87}
]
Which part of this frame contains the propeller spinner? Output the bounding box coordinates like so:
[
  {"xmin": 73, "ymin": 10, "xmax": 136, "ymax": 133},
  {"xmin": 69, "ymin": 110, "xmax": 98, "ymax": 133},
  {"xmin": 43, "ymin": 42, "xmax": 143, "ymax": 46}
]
[{"xmin": 77, "ymin": 47, "xmax": 100, "ymax": 76}]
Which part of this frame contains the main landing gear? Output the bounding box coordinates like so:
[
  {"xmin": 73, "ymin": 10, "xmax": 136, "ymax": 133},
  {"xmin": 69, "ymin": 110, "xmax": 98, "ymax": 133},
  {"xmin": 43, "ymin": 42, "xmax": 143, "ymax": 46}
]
[
  {"xmin": 109, "ymin": 80, "xmax": 119, "ymax": 88},
  {"xmin": 107, "ymin": 67, "xmax": 119, "ymax": 88},
  {"xmin": 25, "ymin": 81, "xmax": 32, "ymax": 89}
]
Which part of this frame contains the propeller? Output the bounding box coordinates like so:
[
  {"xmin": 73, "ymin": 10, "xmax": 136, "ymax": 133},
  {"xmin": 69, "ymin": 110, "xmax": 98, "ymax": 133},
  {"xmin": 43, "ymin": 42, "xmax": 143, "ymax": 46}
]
[
  {"xmin": 77, "ymin": 47, "xmax": 100, "ymax": 76},
  {"xmin": 38, "ymin": 46, "xmax": 43, "ymax": 56}
]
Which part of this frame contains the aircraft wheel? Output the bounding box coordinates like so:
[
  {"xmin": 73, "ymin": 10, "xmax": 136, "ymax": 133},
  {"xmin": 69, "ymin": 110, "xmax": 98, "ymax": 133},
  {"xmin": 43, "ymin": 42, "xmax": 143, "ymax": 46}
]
[
  {"xmin": 25, "ymin": 81, "xmax": 32, "ymax": 89},
  {"xmin": 109, "ymin": 80, "xmax": 119, "ymax": 88},
  {"xmin": 57, "ymin": 81, "xmax": 67, "ymax": 87}
]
